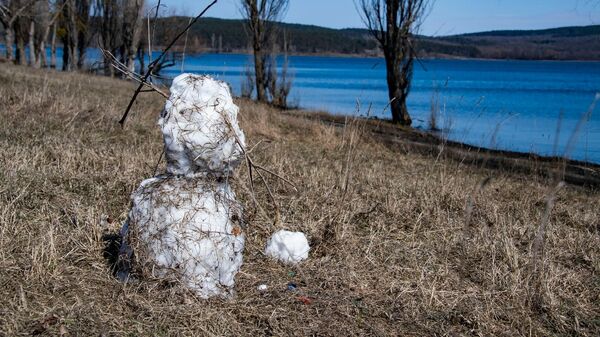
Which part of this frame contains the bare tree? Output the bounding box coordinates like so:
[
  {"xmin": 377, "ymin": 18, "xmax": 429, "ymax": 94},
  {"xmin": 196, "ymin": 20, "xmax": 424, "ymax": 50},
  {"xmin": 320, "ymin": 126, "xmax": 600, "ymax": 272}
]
[
  {"xmin": 95, "ymin": 0, "xmax": 144, "ymax": 76},
  {"xmin": 95, "ymin": 0, "xmax": 122, "ymax": 75},
  {"xmin": 13, "ymin": 3, "xmax": 28, "ymax": 65},
  {"xmin": 49, "ymin": 16, "xmax": 57, "ymax": 67},
  {"xmin": 76, "ymin": 0, "xmax": 91, "ymax": 69},
  {"xmin": 358, "ymin": 0, "xmax": 431, "ymax": 125},
  {"xmin": 122, "ymin": 0, "xmax": 144, "ymax": 72},
  {"xmin": 239, "ymin": 0, "xmax": 288, "ymax": 103},
  {"xmin": 0, "ymin": 0, "xmax": 34, "ymax": 62},
  {"xmin": 267, "ymin": 30, "xmax": 292, "ymax": 108},
  {"xmin": 29, "ymin": 1, "xmax": 61, "ymax": 68},
  {"xmin": 60, "ymin": 0, "xmax": 76, "ymax": 70}
]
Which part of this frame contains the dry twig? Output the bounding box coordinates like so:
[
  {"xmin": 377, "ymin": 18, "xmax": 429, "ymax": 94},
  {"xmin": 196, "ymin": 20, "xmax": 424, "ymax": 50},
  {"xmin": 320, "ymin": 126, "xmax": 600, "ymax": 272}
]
[{"xmin": 117, "ymin": 0, "xmax": 219, "ymax": 126}]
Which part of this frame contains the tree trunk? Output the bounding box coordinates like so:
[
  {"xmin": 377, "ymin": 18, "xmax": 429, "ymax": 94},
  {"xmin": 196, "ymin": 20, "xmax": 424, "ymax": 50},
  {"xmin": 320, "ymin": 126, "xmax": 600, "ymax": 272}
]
[
  {"xmin": 62, "ymin": 43, "xmax": 69, "ymax": 71},
  {"xmin": 5, "ymin": 28, "xmax": 15, "ymax": 62},
  {"xmin": 39, "ymin": 41, "xmax": 46, "ymax": 68},
  {"xmin": 138, "ymin": 46, "xmax": 145, "ymax": 74},
  {"xmin": 76, "ymin": 0, "xmax": 90, "ymax": 70},
  {"xmin": 50, "ymin": 23, "xmax": 56, "ymax": 68},
  {"xmin": 254, "ymin": 50, "xmax": 267, "ymax": 102},
  {"xmin": 384, "ymin": 52, "xmax": 412, "ymax": 125},
  {"xmin": 77, "ymin": 42, "xmax": 86, "ymax": 69},
  {"xmin": 61, "ymin": 0, "xmax": 79, "ymax": 71},
  {"xmin": 28, "ymin": 20, "xmax": 37, "ymax": 67},
  {"xmin": 123, "ymin": 0, "xmax": 144, "ymax": 73},
  {"xmin": 15, "ymin": 27, "xmax": 26, "ymax": 65}
]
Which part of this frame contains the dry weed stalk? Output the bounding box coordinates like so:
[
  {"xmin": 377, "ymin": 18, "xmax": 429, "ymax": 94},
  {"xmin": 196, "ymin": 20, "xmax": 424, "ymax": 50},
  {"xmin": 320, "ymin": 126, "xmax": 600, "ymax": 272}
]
[
  {"xmin": 222, "ymin": 112, "xmax": 298, "ymax": 226},
  {"xmin": 528, "ymin": 92, "xmax": 600, "ymax": 310}
]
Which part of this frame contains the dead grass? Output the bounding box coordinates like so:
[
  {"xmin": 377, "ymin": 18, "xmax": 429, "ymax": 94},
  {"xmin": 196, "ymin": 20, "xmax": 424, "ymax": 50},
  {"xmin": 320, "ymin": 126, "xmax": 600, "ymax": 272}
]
[{"xmin": 0, "ymin": 63, "xmax": 599, "ymax": 336}]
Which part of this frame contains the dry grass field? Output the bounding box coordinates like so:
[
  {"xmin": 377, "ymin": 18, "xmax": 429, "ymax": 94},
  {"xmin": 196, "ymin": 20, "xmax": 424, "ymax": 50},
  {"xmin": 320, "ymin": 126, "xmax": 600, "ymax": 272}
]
[{"xmin": 0, "ymin": 64, "xmax": 599, "ymax": 336}]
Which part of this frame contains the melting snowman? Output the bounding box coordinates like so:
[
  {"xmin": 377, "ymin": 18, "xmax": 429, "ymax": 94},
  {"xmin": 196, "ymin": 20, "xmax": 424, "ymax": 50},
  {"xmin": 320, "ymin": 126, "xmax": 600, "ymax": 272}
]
[{"xmin": 118, "ymin": 74, "xmax": 246, "ymax": 298}]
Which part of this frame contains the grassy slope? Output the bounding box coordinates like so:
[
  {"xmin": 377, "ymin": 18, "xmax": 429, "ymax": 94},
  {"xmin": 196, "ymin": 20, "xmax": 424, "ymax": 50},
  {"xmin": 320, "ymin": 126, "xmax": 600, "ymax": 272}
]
[{"xmin": 0, "ymin": 64, "xmax": 599, "ymax": 336}]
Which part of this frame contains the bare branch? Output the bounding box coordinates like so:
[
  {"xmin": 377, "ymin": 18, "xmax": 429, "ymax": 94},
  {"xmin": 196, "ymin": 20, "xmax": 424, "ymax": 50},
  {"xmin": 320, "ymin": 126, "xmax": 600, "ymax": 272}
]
[{"xmin": 118, "ymin": 0, "xmax": 218, "ymax": 126}]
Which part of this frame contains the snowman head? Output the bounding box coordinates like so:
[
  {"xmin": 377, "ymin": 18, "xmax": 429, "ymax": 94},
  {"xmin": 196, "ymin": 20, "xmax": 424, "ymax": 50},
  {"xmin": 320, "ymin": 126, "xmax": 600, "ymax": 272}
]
[{"xmin": 159, "ymin": 74, "xmax": 246, "ymax": 177}]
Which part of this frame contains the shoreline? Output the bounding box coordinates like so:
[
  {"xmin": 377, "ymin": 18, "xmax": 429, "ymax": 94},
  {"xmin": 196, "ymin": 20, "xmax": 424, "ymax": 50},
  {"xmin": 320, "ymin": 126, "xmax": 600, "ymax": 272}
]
[
  {"xmin": 279, "ymin": 106, "xmax": 600, "ymax": 188},
  {"xmin": 152, "ymin": 48, "xmax": 600, "ymax": 62}
]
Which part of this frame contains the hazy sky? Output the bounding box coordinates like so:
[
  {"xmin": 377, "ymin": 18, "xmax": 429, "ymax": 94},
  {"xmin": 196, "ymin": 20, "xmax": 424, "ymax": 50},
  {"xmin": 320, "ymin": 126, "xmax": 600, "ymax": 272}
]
[{"xmin": 158, "ymin": 0, "xmax": 600, "ymax": 35}]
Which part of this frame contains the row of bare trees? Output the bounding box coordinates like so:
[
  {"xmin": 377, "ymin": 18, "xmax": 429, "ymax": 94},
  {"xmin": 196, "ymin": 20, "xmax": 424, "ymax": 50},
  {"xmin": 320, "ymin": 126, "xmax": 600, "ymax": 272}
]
[
  {"xmin": 2, "ymin": 0, "xmax": 430, "ymax": 124},
  {"xmin": 1, "ymin": 0, "xmax": 53, "ymax": 67},
  {"xmin": 0, "ymin": 0, "xmax": 145, "ymax": 74},
  {"xmin": 96, "ymin": 0, "xmax": 145, "ymax": 75}
]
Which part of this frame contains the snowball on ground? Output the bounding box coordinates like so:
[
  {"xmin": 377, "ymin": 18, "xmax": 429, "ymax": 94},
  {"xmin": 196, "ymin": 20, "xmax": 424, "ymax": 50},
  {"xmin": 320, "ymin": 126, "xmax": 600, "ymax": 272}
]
[
  {"xmin": 159, "ymin": 73, "xmax": 246, "ymax": 177},
  {"xmin": 121, "ymin": 176, "xmax": 245, "ymax": 298},
  {"xmin": 265, "ymin": 230, "xmax": 310, "ymax": 264}
]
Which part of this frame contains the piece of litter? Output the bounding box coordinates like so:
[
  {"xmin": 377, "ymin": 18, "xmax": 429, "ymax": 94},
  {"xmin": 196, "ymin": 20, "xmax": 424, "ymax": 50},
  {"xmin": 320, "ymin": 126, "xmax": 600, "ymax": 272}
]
[
  {"xmin": 298, "ymin": 295, "xmax": 312, "ymax": 305},
  {"xmin": 257, "ymin": 284, "xmax": 268, "ymax": 291},
  {"xmin": 287, "ymin": 282, "xmax": 297, "ymax": 291}
]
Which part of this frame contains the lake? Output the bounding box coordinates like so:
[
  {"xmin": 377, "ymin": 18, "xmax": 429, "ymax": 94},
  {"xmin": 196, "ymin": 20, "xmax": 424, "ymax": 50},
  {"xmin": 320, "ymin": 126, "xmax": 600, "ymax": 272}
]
[
  {"xmin": 3, "ymin": 45, "xmax": 599, "ymax": 163},
  {"xmin": 164, "ymin": 54, "xmax": 600, "ymax": 164}
]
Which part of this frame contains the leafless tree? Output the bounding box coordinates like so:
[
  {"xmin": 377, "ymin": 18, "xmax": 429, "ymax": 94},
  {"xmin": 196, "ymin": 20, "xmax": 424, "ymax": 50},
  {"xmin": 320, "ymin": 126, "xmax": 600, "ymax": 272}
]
[
  {"xmin": 267, "ymin": 30, "xmax": 292, "ymax": 108},
  {"xmin": 239, "ymin": 0, "xmax": 288, "ymax": 103},
  {"xmin": 76, "ymin": 0, "xmax": 91, "ymax": 69},
  {"xmin": 13, "ymin": 3, "xmax": 29, "ymax": 64},
  {"xmin": 95, "ymin": 0, "xmax": 123, "ymax": 75},
  {"xmin": 58, "ymin": 0, "xmax": 90, "ymax": 70},
  {"xmin": 27, "ymin": 1, "xmax": 62, "ymax": 68},
  {"xmin": 358, "ymin": 0, "xmax": 431, "ymax": 125},
  {"xmin": 0, "ymin": 0, "xmax": 34, "ymax": 62},
  {"xmin": 95, "ymin": 0, "xmax": 145, "ymax": 76},
  {"xmin": 122, "ymin": 0, "xmax": 144, "ymax": 72}
]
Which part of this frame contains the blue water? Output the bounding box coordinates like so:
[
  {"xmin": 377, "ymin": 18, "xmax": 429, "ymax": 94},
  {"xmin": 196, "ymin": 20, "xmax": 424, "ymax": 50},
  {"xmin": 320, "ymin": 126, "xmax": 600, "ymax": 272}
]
[
  {"xmin": 165, "ymin": 54, "xmax": 600, "ymax": 164},
  {"xmin": 2, "ymin": 44, "xmax": 599, "ymax": 163}
]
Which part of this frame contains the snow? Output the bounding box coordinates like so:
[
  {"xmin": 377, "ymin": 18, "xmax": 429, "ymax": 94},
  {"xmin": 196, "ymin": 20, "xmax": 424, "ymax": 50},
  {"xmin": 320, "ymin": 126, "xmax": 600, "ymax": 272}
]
[
  {"xmin": 124, "ymin": 176, "xmax": 244, "ymax": 298},
  {"xmin": 118, "ymin": 74, "xmax": 247, "ymax": 298},
  {"xmin": 265, "ymin": 230, "xmax": 310, "ymax": 264},
  {"xmin": 159, "ymin": 73, "xmax": 246, "ymax": 177}
]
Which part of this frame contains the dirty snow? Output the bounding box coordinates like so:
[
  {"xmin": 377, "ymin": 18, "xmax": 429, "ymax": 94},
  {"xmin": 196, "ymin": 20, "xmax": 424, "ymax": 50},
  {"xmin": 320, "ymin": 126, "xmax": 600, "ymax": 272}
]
[
  {"xmin": 159, "ymin": 73, "xmax": 246, "ymax": 177},
  {"xmin": 265, "ymin": 230, "xmax": 310, "ymax": 264},
  {"xmin": 125, "ymin": 177, "xmax": 244, "ymax": 298},
  {"xmin": 119, "ymin": 74, "xmax": 247, "ymax": 298}
]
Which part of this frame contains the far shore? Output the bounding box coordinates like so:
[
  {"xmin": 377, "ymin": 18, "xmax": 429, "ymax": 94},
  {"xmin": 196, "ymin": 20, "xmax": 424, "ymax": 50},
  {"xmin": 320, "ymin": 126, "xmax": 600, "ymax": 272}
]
[{"xmin": 147, "ymin": 47, "xmax": 600, "ymax": 62}]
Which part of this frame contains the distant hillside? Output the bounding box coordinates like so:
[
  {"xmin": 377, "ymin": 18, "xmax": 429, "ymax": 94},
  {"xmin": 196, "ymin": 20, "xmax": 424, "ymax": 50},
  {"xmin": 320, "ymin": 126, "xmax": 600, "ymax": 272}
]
[
  {"xmin": 460, "ymin": 25, "xmax": 600, "ymax": 38},
  {"xmin": 438, "ymin": 25, "xmax": 600, "ymax": 60},
  {"xmin": 150, "ymin": 17, "xmax": 378, "ymax": 55},
  {"xmin": 146, "ymin": 18, "xmax": 600, "ymax": 60}
]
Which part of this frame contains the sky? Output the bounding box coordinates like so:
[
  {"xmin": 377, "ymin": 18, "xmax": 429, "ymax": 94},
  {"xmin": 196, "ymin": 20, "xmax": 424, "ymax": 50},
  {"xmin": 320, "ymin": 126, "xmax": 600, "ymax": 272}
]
[{"xmin": 158, "ymin": 0, "xmax": 600, "ymax": 35}]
